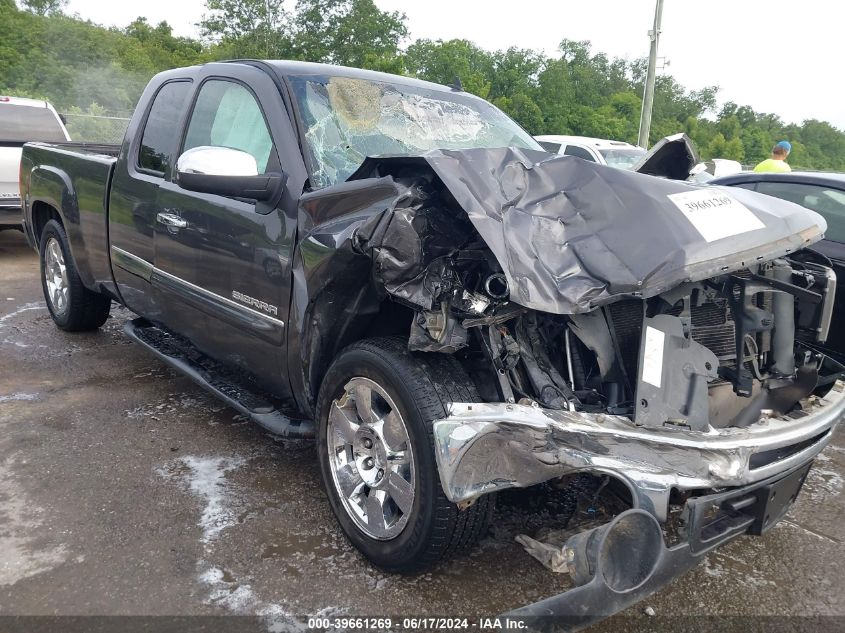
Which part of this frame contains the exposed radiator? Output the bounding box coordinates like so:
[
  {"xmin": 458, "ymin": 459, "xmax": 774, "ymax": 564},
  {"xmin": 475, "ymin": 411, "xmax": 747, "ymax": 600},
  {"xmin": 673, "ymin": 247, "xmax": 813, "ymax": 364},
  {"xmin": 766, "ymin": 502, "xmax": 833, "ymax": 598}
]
[{"xmin": 608, "ymin": 298, "xmax": 738, "ymax": 384}]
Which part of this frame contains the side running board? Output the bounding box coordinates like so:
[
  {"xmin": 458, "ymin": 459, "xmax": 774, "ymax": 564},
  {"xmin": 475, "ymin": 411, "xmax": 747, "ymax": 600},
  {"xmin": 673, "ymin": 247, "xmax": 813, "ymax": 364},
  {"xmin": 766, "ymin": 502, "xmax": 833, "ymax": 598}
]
[{"xmin": 124, "ymin": 318, "xmax": 314, "ymax": 439}]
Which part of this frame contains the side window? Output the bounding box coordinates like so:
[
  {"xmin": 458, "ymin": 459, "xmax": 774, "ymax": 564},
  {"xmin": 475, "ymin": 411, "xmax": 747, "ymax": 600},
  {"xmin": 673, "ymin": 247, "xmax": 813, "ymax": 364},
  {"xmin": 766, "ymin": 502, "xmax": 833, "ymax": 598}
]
[
  {"xmin": 183, "ymin": 80, "xmax": 275, "ymax": 174},
  {"xmin": 138, "ymin": 81, "xmax": 191, "ymax": 175},
  {"xmin": 756, "ymin": 182, "xmax": 845, "ymax": 243},
  {"xmin": 564, "ymin": 145, "xmax": 595, "ymax": 161}
]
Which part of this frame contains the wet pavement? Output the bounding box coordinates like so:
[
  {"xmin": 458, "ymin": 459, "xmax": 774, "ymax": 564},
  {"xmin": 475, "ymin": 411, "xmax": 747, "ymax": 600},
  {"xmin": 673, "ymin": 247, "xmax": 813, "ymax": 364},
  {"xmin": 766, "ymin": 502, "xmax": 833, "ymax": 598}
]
[{"xmin": 1, "ymin": 229, "xmax": 844, "ymax": 631}]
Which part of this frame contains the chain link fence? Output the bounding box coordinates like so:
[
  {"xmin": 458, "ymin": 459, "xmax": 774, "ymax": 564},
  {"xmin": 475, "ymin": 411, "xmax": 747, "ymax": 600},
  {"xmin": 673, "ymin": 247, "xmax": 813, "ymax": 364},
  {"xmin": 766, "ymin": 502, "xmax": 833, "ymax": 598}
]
[{"xmin": 60, "ymin": 112, "xmax": 130, "ymax": 144}]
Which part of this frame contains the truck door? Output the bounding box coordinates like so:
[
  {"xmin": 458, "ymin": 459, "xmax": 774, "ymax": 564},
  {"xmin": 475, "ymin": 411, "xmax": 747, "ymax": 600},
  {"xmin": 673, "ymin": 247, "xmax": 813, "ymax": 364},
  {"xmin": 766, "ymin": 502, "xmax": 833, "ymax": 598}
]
[
  {"xmin": 108, "ymin": 78, "xmax": 192, "ymax": 319},
  {"xmin": 153, "ymin": 66, "xmax": 298, "ymax": 397}
]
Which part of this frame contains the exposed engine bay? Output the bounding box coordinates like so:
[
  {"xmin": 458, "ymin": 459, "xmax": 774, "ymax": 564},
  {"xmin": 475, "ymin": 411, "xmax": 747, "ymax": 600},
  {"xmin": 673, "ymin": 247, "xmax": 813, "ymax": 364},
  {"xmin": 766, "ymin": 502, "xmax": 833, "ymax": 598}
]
[
  {"xmin": 398, "ymin": 245, "xmax": 839, "ymax": 434},
  {"xmin": 296, "ymin": 145, "xmax": 843, "ymax": 517},
  {"xmin": 320, "ymin": 147, "xmax": 839, "ymax": 433}
]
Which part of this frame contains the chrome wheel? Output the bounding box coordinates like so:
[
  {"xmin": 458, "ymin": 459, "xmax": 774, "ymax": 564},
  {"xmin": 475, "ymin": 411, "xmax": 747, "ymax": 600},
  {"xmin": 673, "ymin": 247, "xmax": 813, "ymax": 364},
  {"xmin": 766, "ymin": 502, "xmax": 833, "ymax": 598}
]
[
  {"xmin": 44, "ymin": 237, "xmax": 69, "ymax": 316},
  {"xmin": 327, "ymin": 377, "xmax": 415, "ymax": 540}
]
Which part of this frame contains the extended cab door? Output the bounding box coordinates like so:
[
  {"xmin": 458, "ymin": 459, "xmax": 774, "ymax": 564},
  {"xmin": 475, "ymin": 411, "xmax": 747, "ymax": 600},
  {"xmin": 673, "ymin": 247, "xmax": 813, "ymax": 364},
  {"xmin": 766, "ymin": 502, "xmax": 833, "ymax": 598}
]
[
  {"xmin": 153, "ymin": 65, "xmax": 300, "ymax": 397},
  {"xmin": 108, "ymin": 77, "xmax": 193, "ymax": 319}
]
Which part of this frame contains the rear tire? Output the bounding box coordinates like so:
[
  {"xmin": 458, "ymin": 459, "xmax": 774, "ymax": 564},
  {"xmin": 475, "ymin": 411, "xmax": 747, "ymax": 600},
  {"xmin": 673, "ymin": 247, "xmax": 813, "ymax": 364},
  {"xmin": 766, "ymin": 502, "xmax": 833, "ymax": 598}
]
[
  {"xmin": 39, "ymin": 219, "xmax": 111, "ymax": 331},
  {"xmin": 316, "ymin": 336, "xmax": 494, "ymax": 573}
]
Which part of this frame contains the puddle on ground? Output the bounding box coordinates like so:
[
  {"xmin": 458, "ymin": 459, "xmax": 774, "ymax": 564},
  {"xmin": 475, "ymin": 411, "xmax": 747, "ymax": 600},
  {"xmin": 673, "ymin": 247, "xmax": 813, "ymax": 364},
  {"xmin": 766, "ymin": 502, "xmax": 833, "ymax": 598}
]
[
  {"xmin": 0, "ymin": 448, "xmax": 69, "ymax": 586},
  {"xmin": 0, "ymin": 393, "xmax": 39, "ymax": 404},
  {"xmin": 804, "ymin": 455, "xmax": 844, "ymax": 502}
]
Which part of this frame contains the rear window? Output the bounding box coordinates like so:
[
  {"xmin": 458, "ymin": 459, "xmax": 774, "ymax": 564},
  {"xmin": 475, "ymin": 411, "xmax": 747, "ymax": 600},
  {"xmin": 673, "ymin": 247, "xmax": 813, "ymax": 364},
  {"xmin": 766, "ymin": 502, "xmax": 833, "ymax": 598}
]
[
  {"xmin": 563, "ymin": 145, "xmax": 595, "ymax": 161},
  {"xmin": 538, "ymin": 141, "xmax": 562, "ymax": 153},
  {"xmin": 138, "ymin": 81, "xmax": 191, "ymax": 175},
  {"xmin": 599, "ymin": 147, "xmax": 646, "ymax": 170},
  {"xmin": 0, "ymin": 104, "xmax": 67, "ymax": 143}
]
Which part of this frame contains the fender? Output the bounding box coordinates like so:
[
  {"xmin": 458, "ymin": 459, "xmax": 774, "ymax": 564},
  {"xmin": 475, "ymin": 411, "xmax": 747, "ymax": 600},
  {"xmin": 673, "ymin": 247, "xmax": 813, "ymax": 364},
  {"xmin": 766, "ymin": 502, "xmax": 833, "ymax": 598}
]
[
  {"xmin": 25, "ymin": 148, "xmax": 118, "ymax": 297},
  {"xmin": 286, "ymin": 177, "xmax": 407, "ymax": 415}
]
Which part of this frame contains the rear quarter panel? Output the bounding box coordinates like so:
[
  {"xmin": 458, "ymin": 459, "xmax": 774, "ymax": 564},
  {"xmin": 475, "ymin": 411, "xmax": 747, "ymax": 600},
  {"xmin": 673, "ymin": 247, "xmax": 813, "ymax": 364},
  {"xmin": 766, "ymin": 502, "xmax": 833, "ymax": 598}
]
[{"xmin": 22, "ymin": 142, "xmax": 117, "ymax": 295}]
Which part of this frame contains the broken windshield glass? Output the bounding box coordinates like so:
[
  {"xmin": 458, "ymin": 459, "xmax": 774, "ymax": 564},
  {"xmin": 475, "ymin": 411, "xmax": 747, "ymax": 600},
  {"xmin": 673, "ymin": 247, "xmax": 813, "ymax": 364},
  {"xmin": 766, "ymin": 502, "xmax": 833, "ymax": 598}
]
[{"xmin": 289, "ymin": 74, "xmax": 541, "ymax": 188}]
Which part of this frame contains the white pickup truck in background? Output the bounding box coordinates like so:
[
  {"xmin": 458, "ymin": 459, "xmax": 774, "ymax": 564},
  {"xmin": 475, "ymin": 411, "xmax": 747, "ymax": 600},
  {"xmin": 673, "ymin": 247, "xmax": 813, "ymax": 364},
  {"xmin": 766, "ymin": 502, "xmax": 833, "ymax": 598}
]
[{"xmin": 0, "ymin": 95, "xmax": 70, "ymax": 230}]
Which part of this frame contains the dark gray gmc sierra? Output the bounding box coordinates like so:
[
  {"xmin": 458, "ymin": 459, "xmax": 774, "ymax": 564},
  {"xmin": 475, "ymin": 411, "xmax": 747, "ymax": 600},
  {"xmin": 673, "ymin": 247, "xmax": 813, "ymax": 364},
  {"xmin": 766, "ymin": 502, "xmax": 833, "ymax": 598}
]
[{"xmin": 18, "ymin": 60, "xmax": 845, "ymax": 625}]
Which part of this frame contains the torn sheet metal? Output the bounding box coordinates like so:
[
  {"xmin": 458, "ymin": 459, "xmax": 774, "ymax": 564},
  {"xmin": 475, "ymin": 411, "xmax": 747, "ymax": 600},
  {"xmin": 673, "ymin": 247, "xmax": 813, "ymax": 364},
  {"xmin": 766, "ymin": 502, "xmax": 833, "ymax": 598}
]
[
  {"xmin": 352, "ymin": 147, "xmax": 826, "ymax": 315},
  {"xmin": 516, "ymin": 523, "xmax": 605, "ymax": 574},
  {"xmin": 632, "ymin": 132, "xmax": 699, "ymax": 180}
]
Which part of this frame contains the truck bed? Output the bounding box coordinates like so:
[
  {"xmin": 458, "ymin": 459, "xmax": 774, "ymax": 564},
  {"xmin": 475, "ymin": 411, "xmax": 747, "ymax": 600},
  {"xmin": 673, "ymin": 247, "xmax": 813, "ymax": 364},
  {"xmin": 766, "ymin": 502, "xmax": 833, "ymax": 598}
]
[{"xmin": 21, "ymin": 141, "xmax": 118, "ymax": 294}]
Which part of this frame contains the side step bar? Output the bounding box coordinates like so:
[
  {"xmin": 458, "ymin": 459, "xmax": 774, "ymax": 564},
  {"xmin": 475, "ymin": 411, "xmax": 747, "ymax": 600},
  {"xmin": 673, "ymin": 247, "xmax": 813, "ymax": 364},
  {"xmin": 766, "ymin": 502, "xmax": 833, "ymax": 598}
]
[{"xmin": 124, "ymin": 318, "xmax": 314, "ymax": 438}]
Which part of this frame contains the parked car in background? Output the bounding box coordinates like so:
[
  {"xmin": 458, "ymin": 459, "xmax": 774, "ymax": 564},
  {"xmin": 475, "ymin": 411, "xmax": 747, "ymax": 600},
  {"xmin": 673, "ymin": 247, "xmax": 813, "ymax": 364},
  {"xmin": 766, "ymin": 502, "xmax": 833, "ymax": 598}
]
[
  {"xmin": 713, "ymin": 170, "xmax": 845, "ymax": 360},
  {"xmin": 534, "ymin": 134, "xmax": 646, "ymax": 169},
  {"xmin": 0, "ymin": 96, "xmax": 70, "ymax": 230},
  {"xmin": 691, "ymin": 158, "xmax": 743, "ymax": 180}
]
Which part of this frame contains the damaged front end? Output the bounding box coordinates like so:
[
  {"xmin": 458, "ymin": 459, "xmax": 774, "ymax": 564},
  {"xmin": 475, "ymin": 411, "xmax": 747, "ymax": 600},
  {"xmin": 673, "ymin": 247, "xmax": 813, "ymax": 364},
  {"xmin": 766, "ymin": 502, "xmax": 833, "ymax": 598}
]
[{"xmin": 296, "ymin": 146, "xmax": 842, "ymax": 620}]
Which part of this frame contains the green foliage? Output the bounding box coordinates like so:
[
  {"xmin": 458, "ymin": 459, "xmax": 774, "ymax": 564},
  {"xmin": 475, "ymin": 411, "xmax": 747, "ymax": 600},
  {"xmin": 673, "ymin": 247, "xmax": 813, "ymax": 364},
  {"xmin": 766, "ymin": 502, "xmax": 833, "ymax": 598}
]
[
  {"xmin": 404, "ymin": 39, "xmax": 493, "ymax": 98},
  {"xmin": 292, "ymin": 0, "xmax": 407, "ymax": 69},
  {"xmin": 200, "ymin": 0, "xmax": 292, "ymax": 58},
  {"xmin": 2, "ymin": 0, "xmax": 844, "ymax": 170},
  {"xmin": 62, "ymin": 104, "xmax": 128, "ymax": 143},
  {"xmin": 18, "ymin": 0, "xmax": 64, "ymax": 16}
]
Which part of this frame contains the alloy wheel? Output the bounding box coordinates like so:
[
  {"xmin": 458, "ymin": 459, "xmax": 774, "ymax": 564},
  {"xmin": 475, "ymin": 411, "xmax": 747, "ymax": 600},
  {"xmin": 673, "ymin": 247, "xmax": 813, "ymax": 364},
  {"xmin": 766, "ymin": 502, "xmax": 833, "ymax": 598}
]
[{"xmin": 326, "ymin": 377, "xmax": 415, "ymax": 540}]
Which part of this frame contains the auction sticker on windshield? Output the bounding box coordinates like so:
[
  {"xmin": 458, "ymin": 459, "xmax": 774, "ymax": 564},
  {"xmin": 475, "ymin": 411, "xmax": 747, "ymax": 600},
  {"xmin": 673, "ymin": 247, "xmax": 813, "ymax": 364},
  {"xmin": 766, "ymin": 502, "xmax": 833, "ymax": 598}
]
[{"xmin": 668, "ymin": 188, "xmax": 765, "ymax": 242}]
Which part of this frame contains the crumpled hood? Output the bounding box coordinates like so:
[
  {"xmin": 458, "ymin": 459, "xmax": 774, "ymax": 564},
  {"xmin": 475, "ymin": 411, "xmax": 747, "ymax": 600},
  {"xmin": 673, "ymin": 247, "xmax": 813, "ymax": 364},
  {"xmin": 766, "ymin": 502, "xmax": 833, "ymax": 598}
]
[
  {"xmin": 349, "ymin": 147, "xmax": 826, "ymax": 314},
  {"xmin": 424, "ymin": 147, "xmax": 826, "ymax": 313}
]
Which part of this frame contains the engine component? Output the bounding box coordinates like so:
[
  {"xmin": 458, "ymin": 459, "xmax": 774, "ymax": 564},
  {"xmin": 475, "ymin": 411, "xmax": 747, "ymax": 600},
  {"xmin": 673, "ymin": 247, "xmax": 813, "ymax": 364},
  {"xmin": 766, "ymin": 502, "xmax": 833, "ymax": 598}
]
[
  {"xmin": 484, "ymin": 273, "xmax": 509, "ymax": 299},
  {"xmin": 770, "ymin": 259, "xmax": 796, "ymax": 376}
]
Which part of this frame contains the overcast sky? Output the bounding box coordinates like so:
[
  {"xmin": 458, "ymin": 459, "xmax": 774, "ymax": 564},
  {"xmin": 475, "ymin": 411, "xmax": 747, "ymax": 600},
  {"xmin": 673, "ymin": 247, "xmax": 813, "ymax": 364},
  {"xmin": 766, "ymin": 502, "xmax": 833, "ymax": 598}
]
[{"xmin": 64, "ymin": 0, "xmax": 843, "ymax": 129}]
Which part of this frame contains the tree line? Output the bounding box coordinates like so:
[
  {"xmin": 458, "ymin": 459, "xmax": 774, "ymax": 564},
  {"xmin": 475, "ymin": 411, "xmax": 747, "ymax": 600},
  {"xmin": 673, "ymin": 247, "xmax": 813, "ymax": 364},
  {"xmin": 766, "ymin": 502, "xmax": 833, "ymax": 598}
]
[{"xmin": 2, "ymin": 0, "xmax": 844, "ymax": 170}]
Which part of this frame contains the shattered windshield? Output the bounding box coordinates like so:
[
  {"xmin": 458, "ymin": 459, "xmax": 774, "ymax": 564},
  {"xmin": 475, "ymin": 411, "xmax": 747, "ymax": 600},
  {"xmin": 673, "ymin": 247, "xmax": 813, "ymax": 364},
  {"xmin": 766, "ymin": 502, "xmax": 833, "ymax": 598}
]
[{"xmin": 289, "ymin": 74, "xmax": 542, "ymax": 188}]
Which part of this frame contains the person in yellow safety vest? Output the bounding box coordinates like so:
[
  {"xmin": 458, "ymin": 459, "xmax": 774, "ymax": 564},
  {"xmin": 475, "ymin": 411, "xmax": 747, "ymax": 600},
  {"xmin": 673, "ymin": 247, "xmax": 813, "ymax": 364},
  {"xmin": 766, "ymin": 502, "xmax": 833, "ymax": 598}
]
[{"xmin": 753, "ymin": 141, "xmax": 792, "ymax": 173}]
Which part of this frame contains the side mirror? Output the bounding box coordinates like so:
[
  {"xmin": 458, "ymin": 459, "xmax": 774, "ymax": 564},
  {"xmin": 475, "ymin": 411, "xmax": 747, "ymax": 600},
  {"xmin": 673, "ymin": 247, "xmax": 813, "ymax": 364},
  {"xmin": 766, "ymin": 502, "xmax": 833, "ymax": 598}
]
[{"xmin": 176, "ymin": 146, "xmax": 286, "ymax": 201}]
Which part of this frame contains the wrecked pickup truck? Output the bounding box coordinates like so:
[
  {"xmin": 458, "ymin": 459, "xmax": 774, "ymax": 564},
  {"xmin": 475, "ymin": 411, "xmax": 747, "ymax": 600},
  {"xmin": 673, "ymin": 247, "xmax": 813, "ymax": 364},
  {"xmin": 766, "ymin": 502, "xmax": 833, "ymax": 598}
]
[{"xmin": 19, "ymin": 61, "xmax": 844, "ymax": 623}]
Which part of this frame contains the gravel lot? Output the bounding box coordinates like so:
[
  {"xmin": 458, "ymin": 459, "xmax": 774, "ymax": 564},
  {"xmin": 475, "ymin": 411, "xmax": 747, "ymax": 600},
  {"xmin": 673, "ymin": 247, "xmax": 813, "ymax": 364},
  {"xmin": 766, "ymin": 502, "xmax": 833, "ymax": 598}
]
[{"xmin": 1, "ymin": 229, "xmax": 844, "ymax": 632}]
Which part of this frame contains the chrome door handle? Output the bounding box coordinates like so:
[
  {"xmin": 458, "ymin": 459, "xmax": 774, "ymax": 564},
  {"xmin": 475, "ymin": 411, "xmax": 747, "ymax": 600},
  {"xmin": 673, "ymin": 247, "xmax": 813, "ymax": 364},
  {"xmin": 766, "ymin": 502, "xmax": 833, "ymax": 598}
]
[{"xmin": 156, "ymin": 212, "xmax": 187, "ymax": 229}]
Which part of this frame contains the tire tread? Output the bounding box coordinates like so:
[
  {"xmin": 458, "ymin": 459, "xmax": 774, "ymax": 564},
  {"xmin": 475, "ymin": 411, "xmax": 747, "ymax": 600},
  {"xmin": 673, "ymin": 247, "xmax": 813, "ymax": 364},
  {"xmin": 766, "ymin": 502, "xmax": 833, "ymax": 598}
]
[{"xmin": 40, "ymin": 219, "xmax": 111, "ymax": 332}]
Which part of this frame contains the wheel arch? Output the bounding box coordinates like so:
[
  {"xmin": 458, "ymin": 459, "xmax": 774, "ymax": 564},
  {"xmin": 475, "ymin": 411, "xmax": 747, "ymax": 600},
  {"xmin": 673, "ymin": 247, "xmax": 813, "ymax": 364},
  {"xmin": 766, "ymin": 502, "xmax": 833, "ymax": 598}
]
[
  {"xmin": 295, "ymin": 273, "xmax": 416, "ymax": 417},
  {"xmin": 31, "ymin": 199, "xmax": 64, "ymax": 243}
]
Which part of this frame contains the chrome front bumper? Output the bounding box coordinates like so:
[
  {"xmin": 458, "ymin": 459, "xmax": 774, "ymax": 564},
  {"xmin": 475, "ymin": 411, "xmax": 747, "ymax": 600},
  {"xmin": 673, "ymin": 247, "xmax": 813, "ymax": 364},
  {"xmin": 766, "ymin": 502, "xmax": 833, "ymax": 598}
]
[{"xmin": 433, "ymin": 381, "xmax": 845, "ymax": 521}]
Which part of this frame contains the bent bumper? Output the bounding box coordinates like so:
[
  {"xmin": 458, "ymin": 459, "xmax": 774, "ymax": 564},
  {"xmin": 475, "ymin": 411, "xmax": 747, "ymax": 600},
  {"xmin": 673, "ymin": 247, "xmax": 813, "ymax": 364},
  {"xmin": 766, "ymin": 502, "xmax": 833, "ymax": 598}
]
[
  {"xmin": 503, "ymin": 459, "xmax": 812, "ymax": 626},
  {"xmin": 433, "ymin": 381, "xmax": 845, "ymax": 520}
]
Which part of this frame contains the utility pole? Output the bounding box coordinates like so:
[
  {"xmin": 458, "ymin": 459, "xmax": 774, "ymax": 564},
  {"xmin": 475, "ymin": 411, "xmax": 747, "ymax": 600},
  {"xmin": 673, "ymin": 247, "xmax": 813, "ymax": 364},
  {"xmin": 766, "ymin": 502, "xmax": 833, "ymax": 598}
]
[{"xmin": 637, "ymin": 0, "xmax": 665, "ymax": 149}]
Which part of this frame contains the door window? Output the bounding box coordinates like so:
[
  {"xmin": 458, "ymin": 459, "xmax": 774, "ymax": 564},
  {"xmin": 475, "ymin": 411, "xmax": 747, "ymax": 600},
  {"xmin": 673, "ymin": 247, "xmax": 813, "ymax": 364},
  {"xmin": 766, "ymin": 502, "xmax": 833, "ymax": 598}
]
[
  {"xmin": 138, "ymin": 81, "xmax": 191, "ymax": 175},
  {"xmin": 183, "ymin": 80, "xmax": 275, "ymax": 174},
  {"xmin": 563, "ymin": 145, "xmax": 596, "ymax": 161},
  {"xmin": 755, "ymin": 182, "xmax": 845, "ymax": 243}
]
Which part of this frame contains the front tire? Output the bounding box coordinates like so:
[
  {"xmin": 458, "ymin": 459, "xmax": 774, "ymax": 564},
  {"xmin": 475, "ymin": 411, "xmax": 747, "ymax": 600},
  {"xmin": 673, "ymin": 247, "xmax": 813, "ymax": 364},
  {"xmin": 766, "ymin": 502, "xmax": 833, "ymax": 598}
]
[
  {"xmin": 316, "ymin": 337, "xmax": 494, "ymax": 573},
  {"xmin": 39, "ymin": 219, "xmax": 111, "ymax": 331}
]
